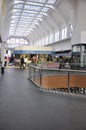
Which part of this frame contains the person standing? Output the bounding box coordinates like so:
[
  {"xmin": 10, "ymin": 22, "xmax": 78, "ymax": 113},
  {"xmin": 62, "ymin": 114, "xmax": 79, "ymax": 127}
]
[{"xmin": 20, "ymin": 56, "xmax": 24, "ymax": 69}]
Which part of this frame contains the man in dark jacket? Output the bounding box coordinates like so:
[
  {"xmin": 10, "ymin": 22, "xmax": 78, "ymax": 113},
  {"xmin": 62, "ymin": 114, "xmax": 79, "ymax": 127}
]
[{"xmin": 20, "ymin": 56, "xmax": 25, "ymax": 68}]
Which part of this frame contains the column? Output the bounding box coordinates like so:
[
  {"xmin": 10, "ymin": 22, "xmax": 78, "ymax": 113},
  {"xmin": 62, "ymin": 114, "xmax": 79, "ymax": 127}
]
[
  {"xmin": 1, "ymin": 42, "xmax": 5, "ymax": 74},
  {"xmin": 71, "ymin": 0, "xmax": 86, "ymax": 67}
]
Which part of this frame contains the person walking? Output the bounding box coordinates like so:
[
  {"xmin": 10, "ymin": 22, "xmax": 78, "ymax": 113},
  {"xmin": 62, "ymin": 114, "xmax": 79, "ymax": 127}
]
[{"xmin": 20, "ymin": 56, "xmax": 25, "ymax": 69}]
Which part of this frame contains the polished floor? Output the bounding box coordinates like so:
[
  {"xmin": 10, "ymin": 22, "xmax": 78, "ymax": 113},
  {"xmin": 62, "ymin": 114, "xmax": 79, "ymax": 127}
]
[{"xmin": 0, "ymin": 68, "xmax": 86, "ymax": 130}]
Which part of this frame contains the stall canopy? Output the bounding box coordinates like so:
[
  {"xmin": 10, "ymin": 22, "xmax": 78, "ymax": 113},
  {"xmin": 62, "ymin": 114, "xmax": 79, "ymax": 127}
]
[{"xmin": 14, "ymin": 45, "xmax": 55, "ymax": 55}]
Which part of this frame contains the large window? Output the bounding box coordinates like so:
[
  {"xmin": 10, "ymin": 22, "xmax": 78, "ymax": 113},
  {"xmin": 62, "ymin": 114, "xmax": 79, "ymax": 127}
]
[
  {"xmin": 6, "ymin": 37, "xmax": 29, "ymax": 48},
  {"xmin": 45, "ymin": 36, "xmax": 48, "ymax": 45},
  {"xmin": 69, "ymin": 25, "xmax": 73, "ymax": 37},
  {"xmin": 50, "ymin": 33, "xmax": 53, "ymax": 43},
  {"xmin": 61, "ymin": 27, "xmax": 67, "ymax": 40},
  {"xmin": 41, "ymin": 38, "xmax": 44, "ymax": 45},
  {"xmin": 55, "ymin": 31, "xmax": 59, "ymax": 42},
  {"xmin": 34, "ymin": 24, "xmax": 73, "ymax": 46}
]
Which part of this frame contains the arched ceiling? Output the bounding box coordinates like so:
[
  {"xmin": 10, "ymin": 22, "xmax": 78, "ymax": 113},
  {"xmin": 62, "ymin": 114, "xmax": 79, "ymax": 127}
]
[{"xmin": 0, "ymin": 0, "xmax": 73, "ymax": 42}]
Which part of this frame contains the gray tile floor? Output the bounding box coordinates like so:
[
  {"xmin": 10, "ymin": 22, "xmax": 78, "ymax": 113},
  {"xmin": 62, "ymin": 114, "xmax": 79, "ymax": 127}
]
[{"xmin": 0, "ymin": 68, "xmax": 86, "ymax": 130}]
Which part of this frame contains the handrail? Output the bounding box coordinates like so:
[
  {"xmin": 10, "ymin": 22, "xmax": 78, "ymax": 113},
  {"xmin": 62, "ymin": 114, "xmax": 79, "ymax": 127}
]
[
  {"xmin": 29, "ymin": 64, "xmax": 86, "ymax": 73},
  {"xmin": 29, "ymin": 64, "xmax": 86, "ymax": 95}
]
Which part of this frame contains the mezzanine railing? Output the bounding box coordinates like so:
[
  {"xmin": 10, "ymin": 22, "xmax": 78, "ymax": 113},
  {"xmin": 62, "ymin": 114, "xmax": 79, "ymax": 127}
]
[{"xmin": 29, "ymin": 64, "xmax": 86, "ymax": 95}]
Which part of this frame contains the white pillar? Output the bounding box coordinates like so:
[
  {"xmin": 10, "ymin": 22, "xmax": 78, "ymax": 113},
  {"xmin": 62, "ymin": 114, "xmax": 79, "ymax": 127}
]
[
  {"xmin": 71, "ymin": 0, "xmax": 86, "ymax": 67},
  {"xmin": 1, "ymin": 42, "xmax": 5, "ymax": 73},
  {"xmin": 71, "ymin": 0, "xmax": 86, "ymax": 45}
]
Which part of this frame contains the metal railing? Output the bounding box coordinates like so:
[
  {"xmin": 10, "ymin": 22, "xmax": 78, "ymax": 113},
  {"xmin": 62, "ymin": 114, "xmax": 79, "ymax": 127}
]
[{"xmin": 29, "ymin": 64, "xmax": 86, "ymax": 95}]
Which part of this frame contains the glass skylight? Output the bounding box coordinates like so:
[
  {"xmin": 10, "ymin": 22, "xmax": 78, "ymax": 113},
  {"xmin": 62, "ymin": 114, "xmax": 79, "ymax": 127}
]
[
  {"xmin": 13, "ymin": 11, "xmax": 21, "ymax": 15},
  {"xmin": 24, "ymin": 5, "xmax": 41, "ymax": 11},
  {"xmin": 14, "ymin": 4, "xmax": 23, "ymax": 9},
  {"xmin": 27, "ymin": 0, "xmax": 47, "ymax": 3},
  {"xmin": 37, "ymin": 14, "xmax": 43, "ymax": 18},
  {"xmin": 25, "ymin": 2, "xmax": 44, "ymax": 6},
  {"xmin": 22, "ymin": 12, "xmax": 37, "ymax": 17},
  {"xmin": 47, "ymin": 0, "xmax": 56, "ymax": 4},
  {"xmin": 41, "ymin": 7, "xmax": 49, "ymax": 12},
  {"xmin": 8, "ymin": 0, "xmax": 57, "ymax": 38}
]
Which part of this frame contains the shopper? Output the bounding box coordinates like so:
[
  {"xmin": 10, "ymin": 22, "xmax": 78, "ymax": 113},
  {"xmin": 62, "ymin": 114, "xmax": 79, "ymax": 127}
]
[{"xmin": 20, "ymin": 56, "xmax": 25, "ymax": 69}]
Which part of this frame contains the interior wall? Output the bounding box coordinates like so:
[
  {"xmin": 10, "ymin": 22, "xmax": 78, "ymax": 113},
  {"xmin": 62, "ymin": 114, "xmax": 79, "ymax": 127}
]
[{"xmin": 46, "ymin": 39, "xmax": 71, "ymax": 52}]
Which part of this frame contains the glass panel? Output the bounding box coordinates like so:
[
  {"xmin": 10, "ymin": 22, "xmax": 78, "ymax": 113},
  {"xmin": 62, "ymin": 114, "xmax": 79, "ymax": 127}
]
[
  {"xmin": 15, "ymin": 38, "xmax": 19, "ymax": 44},
  {"xmin": 24, "ymin": 5, "xmax": 41, "ymax": 11},
  {"xmin": 13, "ymin": 11, "xmax": 21, "ymax": 15},
  {"xmin": 47, "ymin": 0, "xmax": 56, "ymax": 4},
  {"xmin": 22, "ymin": 12, "xmax": 37, "ymax": 17},
  {"xmin": 20, "ymin": 16, "xmax": 34, "ymax": 19},
  {"xmin": 23, "ymin": 10, "xmax": 38, "ymax": 14},
  {"xmin": 10, "ymin": 23, "xmax": 17, "ymax": 27},
  {"xmin": 10, "ymin": 38, "xmax": 15, "ymax": 43},
  {"xmin": 55, "ymin": 31, "xmax": 59, "ymax": 41},
  {"xmin": 25, "ymin": 40, "xmax": 28, "ymax": 44},
  {"xmin": 62, "ymin": 27, "xmax": 67, "ymax": 39},
  {"xmin": 10, "ymin": 27, "xmax": 16, "ymax": 30},
  {"xmin": 20, "ymin": 18, "xmax": 32, "ymax": 22},
  {"xmin": 41, "ymin": 7, "xmax": 49, "ymax": 12},
  {"xmin": 72, "ymin": 46, "xmax": 80, "ymax": 52},
  {"xmin": 42, "ymin": 38, "xmax": 44, "ymax": 45},
  {"xmin": 64, "ymin": 27, "xmax": 67, "ymax": 38},
  {"xmin": 10, "ymin": 20, "xmax": 18, "ymax": 23},
  {"xmin": 7, "ymin": 39, "xmax": 10, "ymax": 43},
  {"xmin": 27, "ymin": 0, "xmax": 47, "ymax": 3},
  {"xmin": 20, "ymin": 38, "xmax": 24, "ymax": 44},
  {"xmin": 45, "ymin": 36, "xmax": 48, "ymax": 44},
  {"xmin": 50, "ymin": 33, "xmax": 53, "ymax": 43},
  {"xmin": 69, "ymin": 25, "xmax": 73, "ymax": 37},
  {"xmin": 37, "ymin": 14, "xmax": 43, "ymax": 18},
  {"xmin": 14, "ymin": 4, "xmax": 23, "ymax": 9},
  {"xmin": 8, "ymin": 0, "xmax": 57, "ymax": 37},
  {"xmin": 14, "ymin": 0, "xmax": 24, "ymax": 4},
  {"xmin": 11, "ymin": 15, "xmax": 20, "ymax": 19}
]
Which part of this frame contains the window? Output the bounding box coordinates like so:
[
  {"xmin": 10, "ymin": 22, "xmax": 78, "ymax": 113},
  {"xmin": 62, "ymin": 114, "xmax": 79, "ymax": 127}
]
[
  {"xmin": 11, "ymin": 38, "xmax": 15, "ymax": 44},
  {"xmin": 69, "ymin": 25, "xmax": 73, "ymax": 37},
  {"xmin": 14, "ymin": 4, "xmax": 23, "ymax": 9},
  {"xmin": 6, "ymin": 37, "xmax": 29, "ymax": 48},
  {"xmin": 62, "ymin": 27, "xmax": 67, "ymax": 40},
  {"xmin": 55, "ymin": 31, "xmax": 59, "ymax": 41},
  {"xmin": 15, "ymin": 38, "xmax": 19, "ymax": 44},
  {"xmin": 45, "ymin": 36, "xmax": 48, "ymax": 44},
  {"xmin": 41, "ymin": 38, "xmax": 44, "ymax": 45},
  {"xmin": 47, "ymin": 0, "xmax": 56, "ymax": 4},
  {"xmin": 50, "ymin": 33, "xmax": 53, "ymax": 43}
]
